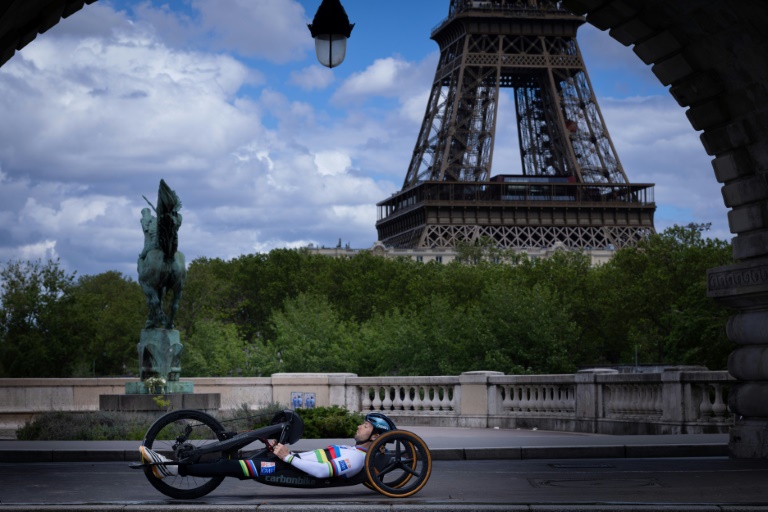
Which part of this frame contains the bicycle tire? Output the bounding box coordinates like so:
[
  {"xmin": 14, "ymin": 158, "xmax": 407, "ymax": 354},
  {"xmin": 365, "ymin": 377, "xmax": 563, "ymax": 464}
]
[
  {"xmin": 142, "ymin": 409, "xmax": 230, "ymax": 499},
  {"xmin": 364, "ymin": 430, "xmax": 432, "ymax": 498}
]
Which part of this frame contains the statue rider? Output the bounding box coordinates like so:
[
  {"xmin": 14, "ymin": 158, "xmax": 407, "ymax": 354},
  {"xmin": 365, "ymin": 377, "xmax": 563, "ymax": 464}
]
[{"xmin": 139, "ymin": 208, "xmax": 157, "ymax": 262}]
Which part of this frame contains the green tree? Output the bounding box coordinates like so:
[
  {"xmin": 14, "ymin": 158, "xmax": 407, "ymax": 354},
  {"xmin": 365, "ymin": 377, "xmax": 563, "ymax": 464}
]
[
  {"xmin": 176, "ymin": 257, "xmax": 237, "ymax": 335},
  {"xmin": 182, "ymin": 318, "xmax": 249, "ymax": 376},
  {"xmin": 312, "ymin": 252, "xmax": 423, "ymax": 324},
  {"xmin": 0, "ymin": 259, "xmax": 76, "ymax": 377},
  {"xmin": 266, "ymin": 292, "xmax": 361, "ymax": 374},
  {"xmin": 455, "ymin": 236, "xmax": 521, "ymax": 265},
  {"xmin": 478, "ymin": 281, "xmax": 580, "ymax": 373},
  {"xmin": 593, "ymin": 226, "xmax": 733, "ymax": 369},
  {"xmin": 64, "ymin": 271, "xmax": 145, "ymax": 376},
  {"xmin": 362, "ymin": 295, "xmax": 467, "ymax": 376}
]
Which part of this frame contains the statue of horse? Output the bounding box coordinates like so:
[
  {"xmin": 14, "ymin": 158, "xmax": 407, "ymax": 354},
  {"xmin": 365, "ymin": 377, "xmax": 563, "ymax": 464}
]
[{"xmin": 138, "ymin": 180, "xmax": 186, "ymax": 330}]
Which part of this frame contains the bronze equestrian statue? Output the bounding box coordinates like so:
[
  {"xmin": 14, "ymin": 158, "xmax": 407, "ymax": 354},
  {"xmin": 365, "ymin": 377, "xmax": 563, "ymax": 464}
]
[{"xmin": 138, "ymin": 180, "xmax": 186, "ymax": 330}]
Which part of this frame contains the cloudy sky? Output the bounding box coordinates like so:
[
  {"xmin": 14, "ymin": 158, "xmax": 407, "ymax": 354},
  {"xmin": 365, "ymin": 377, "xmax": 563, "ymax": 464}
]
[{"xmin": 0, "ymin": 0, "xmax": 728, "ymax": 278}]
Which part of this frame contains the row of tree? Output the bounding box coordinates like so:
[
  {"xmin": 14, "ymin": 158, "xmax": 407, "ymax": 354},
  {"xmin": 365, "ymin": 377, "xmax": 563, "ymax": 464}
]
[{"xmin": 0, "ymin": 226, "xmax": 735, "ymax": 378}]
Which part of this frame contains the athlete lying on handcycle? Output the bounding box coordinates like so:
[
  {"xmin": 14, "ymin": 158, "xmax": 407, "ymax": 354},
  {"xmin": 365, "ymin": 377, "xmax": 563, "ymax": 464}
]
[
  {"xmin": 133, "ymin": 409, "xmax": 432, "ymax": 499},
  {"xmin": 141, "ymin": 412, "xmax": 394, "ymax": 481}
]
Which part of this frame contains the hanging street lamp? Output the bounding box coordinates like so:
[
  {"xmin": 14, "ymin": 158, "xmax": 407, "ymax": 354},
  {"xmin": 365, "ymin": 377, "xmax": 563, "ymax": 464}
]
[{"xmin": 307, "ymin": 0, "xmax": 354, "ymax": 68}]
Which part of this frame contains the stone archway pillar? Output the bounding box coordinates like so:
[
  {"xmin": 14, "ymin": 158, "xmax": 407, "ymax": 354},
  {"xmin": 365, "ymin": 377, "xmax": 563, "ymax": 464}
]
[
  {"xmin": 561, "ymin": 0, "xmax": 768, "ymax": 459},
  {"xmin": 708, "ymin": 261, "xmax": 768, "ymax": 458}
]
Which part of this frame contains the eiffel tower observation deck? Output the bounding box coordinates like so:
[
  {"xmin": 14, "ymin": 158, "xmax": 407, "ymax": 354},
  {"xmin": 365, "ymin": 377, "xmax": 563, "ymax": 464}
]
[{"xmin": 376, "ymin": 0, "xmax": 655, "ymax": 251}]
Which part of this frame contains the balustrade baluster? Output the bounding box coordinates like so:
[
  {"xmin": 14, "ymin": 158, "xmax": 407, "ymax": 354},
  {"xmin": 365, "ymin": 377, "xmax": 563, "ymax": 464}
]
[
  {"xmin": 654, "ymin": 385, "xmax": 663, "ymax": 417},
  {"xmin": 382, "ymin": 386, "xmax": 393, "ymax": 410},
  {"xmin": 640, "ymin": 386, "xmax": 651, "ymax": 416},
  {"xmin": 554, "ymin": 387, "xmax": 565, "ymax": 413},
  {"xmin": 521, "ymin": 385, "xmax": 531, "ymax": 413},
  {"xmin": 631, "ymin": 385, "xmax": 642, "ymax": 416},
  {"xmin": 440, "ymin": 386, "xmax": 451, "ymax": 411},
  {"xmin": 711, "ymin": 384, "xmax": 727, "ymax": 418},
  {"xmin": 414, "ymin": 386, "xmax": 426, "ymax": 411},
  {"xmin": 361, "ymin": 386, "xmax": 372, "ymax": 411},
  {"xmin": 539, "ymin": 386, "xmax": 550, "ymax": 414},
  {"xmin": 402, "ymin": 386, "xmax": 413, "ymax": 411},
  {"xmin": 605, "ymin": 385, "xmax": 616, "ymax": 416},
  {"xmin": 500, "ymin": 385, "xmax": 511, "ymax": 411},
  {"xmin": 393, "ymin": 386, "xmax": 403, "ymax": 411},
  {"xmin": 651, "ymin": 386, "xmax": 660, "ymax": 417},
  {"xmin": 698, "ymin": 383, "xmax": 713, "ymax": 420},
  {"xmin": 621, "ymin": 385, "xmax": 633, "ymax": 416},
  {"xmin": 547, "ymin": 386, "xmax": 556, "ymax": 414},
  {"xmin": 617, "ymin": 385, "xmax": 627, "ymax": 415},
  {"xmin": 604, "ymin": 385, "xmax": 614, "ymax": 415},
  {"xmin": 371, "ymin": 387, "xmax": 383, "ymax": 411},
  {"xmin": 532, "ymin": 386, "xmax": 541, "ymax": 414},
  {"xmin": 622, "ymin": 385, "xmax": 632, "ymax": 416},
  {"xmin": 429, "ymin": 386, "xmax": 440, "ymax": 412},
  {"xmin": 510, "ymin": 385, "xmax": 521, "ymax": 412}
]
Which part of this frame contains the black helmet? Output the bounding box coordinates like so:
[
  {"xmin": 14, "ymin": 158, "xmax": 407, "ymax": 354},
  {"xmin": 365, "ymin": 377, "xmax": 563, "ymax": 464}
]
[{"xmin": 365, "ymin": 412, "xmax": 396, "ymax": 434}]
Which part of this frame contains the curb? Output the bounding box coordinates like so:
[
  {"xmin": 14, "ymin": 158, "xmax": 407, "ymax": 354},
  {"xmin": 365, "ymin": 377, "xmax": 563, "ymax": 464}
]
[
  {"xmin": 0, "ymin": 504, "xmax": 767, "ymax": 512},
  {"xmin": 0, "ymin": 444, "xmax": 728, "ymax": 463}
]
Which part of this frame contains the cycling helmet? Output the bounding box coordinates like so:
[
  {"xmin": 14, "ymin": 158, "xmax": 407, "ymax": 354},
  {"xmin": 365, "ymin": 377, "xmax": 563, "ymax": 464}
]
[{"xmin": 365, "ymin": 412, "xmax": 397, "ymax": 434}]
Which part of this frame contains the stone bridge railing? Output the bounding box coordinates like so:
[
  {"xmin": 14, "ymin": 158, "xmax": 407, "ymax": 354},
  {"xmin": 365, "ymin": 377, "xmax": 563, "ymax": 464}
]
[
  {"xmin": 349, "ymin": 370, "xmax": 734, "ymax": 435},
  {"xmin": 0, "ymin": 370, "xmax": 734, "ymax": 436}
]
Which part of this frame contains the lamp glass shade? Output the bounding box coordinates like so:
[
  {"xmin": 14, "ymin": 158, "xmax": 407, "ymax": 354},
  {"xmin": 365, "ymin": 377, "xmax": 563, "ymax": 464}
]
[{"xmin": 315, "ymin": 34, "xmax": 347, "ymax": 68}]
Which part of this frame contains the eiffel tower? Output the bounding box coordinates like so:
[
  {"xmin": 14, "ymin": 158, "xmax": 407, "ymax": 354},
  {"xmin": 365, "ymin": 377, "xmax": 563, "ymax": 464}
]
[{"xmin": 376, "ymin": 0, "xmax": 655, "ymax": 251}]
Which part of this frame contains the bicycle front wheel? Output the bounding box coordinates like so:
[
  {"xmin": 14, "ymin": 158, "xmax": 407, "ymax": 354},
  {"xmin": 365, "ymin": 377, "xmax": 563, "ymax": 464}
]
[
  {"xmin": 142, "ymin": 409, "xmax": 230, "ymax": 499},
  {"xmin": 364, "ymin": 430, "xmax": 432, "ymax": 498}
]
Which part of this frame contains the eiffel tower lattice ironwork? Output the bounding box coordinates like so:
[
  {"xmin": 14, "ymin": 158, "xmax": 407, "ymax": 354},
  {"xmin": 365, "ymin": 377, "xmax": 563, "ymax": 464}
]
[{"xmin": 376, "ymin": 0, "xmax": 655, "ymax": 251}]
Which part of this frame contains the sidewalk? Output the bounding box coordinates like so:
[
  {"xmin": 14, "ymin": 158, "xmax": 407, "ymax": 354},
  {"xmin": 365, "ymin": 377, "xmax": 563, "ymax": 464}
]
[{"xmin": 0, "ymin": 426, "xmax": 730, "ymax": 462}]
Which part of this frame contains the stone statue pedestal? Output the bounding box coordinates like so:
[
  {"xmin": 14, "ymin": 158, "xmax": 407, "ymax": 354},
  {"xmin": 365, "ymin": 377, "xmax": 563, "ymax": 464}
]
[
  {"xmin": 100, "ymin": 392, "xmax": 220, "ymax": 412},
  {"xmin": 124, "ymin": 328, "xmax": 195, "ymax": 394},
  {"xmin": 136, "ymin": 328, "xmax": 185, "ymax": 382},
  {"xmin": 125, "ymin": 380, "xmax": 194, "ymax": 394},
  {"xmin": 99, "ymin": 328, "xmax": 221, "ymax": 415}
]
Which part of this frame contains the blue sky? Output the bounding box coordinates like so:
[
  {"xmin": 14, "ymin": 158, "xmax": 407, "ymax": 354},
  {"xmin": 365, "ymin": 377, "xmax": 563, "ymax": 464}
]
[{"xmin": 0, "ymin": 0, "xmax": 728, "ymax": 277}]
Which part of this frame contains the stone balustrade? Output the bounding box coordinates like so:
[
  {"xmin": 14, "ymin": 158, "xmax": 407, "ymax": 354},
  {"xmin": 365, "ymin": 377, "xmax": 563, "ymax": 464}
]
[{"xmin": 0, "ymin": 370, "xmax": 734, "ymax": 436}]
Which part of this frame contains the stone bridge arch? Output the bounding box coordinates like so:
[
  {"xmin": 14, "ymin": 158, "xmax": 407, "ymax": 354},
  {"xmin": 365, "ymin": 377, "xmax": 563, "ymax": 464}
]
[
  {"xmin": 2, "ymin": 0, "xmax": 768, "ymax": 457},
  {"xmin": 561, "ymin": 0, "xmax": 768, "ymax": 460}
]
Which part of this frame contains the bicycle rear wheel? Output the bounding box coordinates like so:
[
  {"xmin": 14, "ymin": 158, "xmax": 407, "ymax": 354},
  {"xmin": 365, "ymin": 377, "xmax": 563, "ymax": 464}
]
[{"xmin": 142, "ymin": 409, "xmax": 230, "ymax": 499}]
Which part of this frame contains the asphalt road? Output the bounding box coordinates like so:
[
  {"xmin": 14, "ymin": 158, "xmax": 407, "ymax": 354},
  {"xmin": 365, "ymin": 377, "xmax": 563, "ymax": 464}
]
[{"xmin": 1, "ymin": 458, "xmax": 768, "ymax": 508}]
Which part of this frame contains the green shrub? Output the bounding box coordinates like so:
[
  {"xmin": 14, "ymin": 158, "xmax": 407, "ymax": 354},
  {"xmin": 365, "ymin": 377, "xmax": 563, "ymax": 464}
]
[
  {"xmin": 218, "ymin": 403, "xmax": 284, "ymax": 431},
  {"xmin": 15, "ymin": 405, "xmax": 363, "ymax": 440},
  {"xmin": 296, "ymin": 406, "xmax": 364, "ymax": 439},
  {"xmin": 16, "ymin": 411, "xmax": 152, "ymax": 441}
]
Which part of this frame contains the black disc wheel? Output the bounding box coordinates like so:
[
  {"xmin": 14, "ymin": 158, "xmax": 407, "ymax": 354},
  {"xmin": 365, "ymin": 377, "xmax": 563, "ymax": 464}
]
[
  {"xmin": 141, "ymin": 409, "xmax": 231, "ymax": 499},
  {"xmin": 364, "ymin": 430, "xmax": 432, "ymax": 498}
]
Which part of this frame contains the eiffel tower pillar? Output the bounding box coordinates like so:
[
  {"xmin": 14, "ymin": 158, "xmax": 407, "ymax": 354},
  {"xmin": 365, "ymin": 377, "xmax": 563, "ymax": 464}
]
[{"xmin": 376, "ymin": 0, "xmax": 655, "ymax": 250}]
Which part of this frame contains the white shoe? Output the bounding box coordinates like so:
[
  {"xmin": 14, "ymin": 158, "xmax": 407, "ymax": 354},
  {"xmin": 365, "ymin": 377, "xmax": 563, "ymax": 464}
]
[{"xmin": 140, "ymin": 445, "xmax": 178, "ymax": 479}]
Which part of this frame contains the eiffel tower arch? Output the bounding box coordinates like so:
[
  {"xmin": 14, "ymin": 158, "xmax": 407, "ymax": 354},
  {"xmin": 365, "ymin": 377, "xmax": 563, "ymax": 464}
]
[{"xmin": 376, "ymin": 0, "xmax": 655, "ymax": 251}]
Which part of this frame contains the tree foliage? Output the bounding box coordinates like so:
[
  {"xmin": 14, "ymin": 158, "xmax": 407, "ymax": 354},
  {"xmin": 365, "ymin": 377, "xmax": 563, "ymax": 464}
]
[
  {"xmin": 0, "ymin": 259, "xmax": 76, "ymax": 377},
  {"xmin": 0, "ymin": 226, "xmax": 735, "ymax": 377}
]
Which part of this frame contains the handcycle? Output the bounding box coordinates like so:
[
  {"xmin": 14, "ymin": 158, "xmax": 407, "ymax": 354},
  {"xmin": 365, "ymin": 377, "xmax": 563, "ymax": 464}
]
[{"xmin": 130, "ymin": 408, "xmax": 432, "ymax": 499}]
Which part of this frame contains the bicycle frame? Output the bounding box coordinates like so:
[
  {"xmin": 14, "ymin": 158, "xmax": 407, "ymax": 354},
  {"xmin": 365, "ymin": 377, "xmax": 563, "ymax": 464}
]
[{"xmin": 155, "ymin": 422, "xmax": 288, "ymax": 466}]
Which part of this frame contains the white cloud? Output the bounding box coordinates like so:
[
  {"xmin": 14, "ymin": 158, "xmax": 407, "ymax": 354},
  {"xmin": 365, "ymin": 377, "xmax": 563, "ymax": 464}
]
[
  {"xmin": 315, "ymin": 151, "xmax": 351, "ymax": 176},
  {"xmin": 15, "ymin": 240, "xmax": 59, "ymax": 262},
  {"xmin": 599, "ymin": 95, "xmax": 729, "ymax": 238},
  {"xmin": 192, "ymin": 0, "xmax": 311, "ymax": 62},
  {"xmin": 0, "ymin": 31, "xmax": 260, "ymax": 181},
  {"xmin": 289, "ymin": 65, "xmax": 335, "ymax": 90},
  {"xmin": 336, "ymin": 57, "xmax": 410, "ymax": 97}
]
